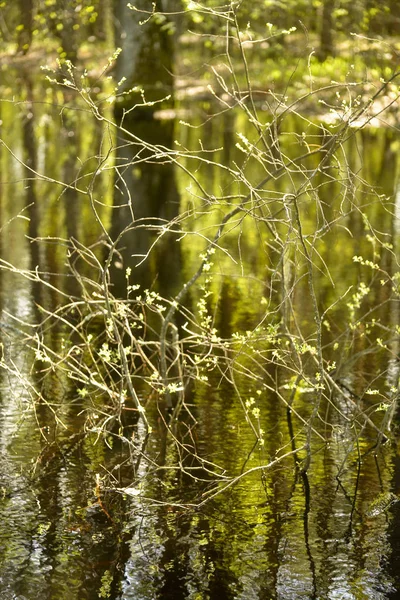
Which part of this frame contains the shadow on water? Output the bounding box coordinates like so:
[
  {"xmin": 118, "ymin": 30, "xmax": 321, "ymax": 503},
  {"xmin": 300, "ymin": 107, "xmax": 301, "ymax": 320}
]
[{"xmin": 1, "ymin": 67, "xmax": 400, "ymax": 599}]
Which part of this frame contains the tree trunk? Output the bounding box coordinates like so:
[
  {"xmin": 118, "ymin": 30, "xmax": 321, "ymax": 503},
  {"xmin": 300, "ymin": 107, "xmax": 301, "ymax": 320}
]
[
  {"xmin": 114, "ymin": 0, "xmax": 174, "ymax": 122},
  {"xmin": 319, "ymin": 0, "xmax": 334, "ymax": 61},
  {"xmin": 48, "ymin": 1, "xmax": 78, "ymax": 63},
  {"xmin": 111, "ymin": 0, "xmax": 179, "ymax": 292},
  {"xmin": 17, "ymin": 0, "xmax": 33, "ymax": 54}
]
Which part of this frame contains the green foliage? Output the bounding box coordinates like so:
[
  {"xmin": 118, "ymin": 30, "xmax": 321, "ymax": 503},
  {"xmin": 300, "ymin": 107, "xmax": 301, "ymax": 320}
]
[{"xmin": 99, "ymin": 570, "xmax": 113, "ymax": 598}]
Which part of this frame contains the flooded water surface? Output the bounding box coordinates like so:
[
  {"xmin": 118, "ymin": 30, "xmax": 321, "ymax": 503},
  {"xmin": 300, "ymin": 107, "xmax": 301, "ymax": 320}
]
[{"xmin": 0, "ymin": 61, "xmax": 400, "ymax": 600}]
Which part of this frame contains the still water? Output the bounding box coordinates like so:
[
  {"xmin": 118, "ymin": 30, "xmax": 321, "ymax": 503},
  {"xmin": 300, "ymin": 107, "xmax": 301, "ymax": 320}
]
[{"xmin": 0, "ymin": 62, "xmax": 400, "ymax": 599}]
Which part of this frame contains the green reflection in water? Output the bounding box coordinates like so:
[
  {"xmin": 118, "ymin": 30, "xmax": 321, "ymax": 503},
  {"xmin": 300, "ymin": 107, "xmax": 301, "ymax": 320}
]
[{"xmin": 0, "ymin": 66, "xmax": 399, "ymax": 600}]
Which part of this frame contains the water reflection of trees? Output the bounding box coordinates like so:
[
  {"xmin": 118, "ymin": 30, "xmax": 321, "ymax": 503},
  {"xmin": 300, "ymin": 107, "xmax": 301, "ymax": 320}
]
[{"xmin": 1, "ymin": 19, "xmax": 400, "ymax": 598}]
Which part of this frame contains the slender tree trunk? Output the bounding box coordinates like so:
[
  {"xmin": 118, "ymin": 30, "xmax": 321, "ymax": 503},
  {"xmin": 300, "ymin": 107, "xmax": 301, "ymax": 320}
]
[
  {"xmin": 319, "ymin": 0, "xmax": 334, "ymax": 61},
  {"xmin": 47, "ymin": 1, "xmax": 78, "ymax": 63},
  {"xmin": 17, "ymin": 0, "xmax": 33, "ymax": 54}
]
